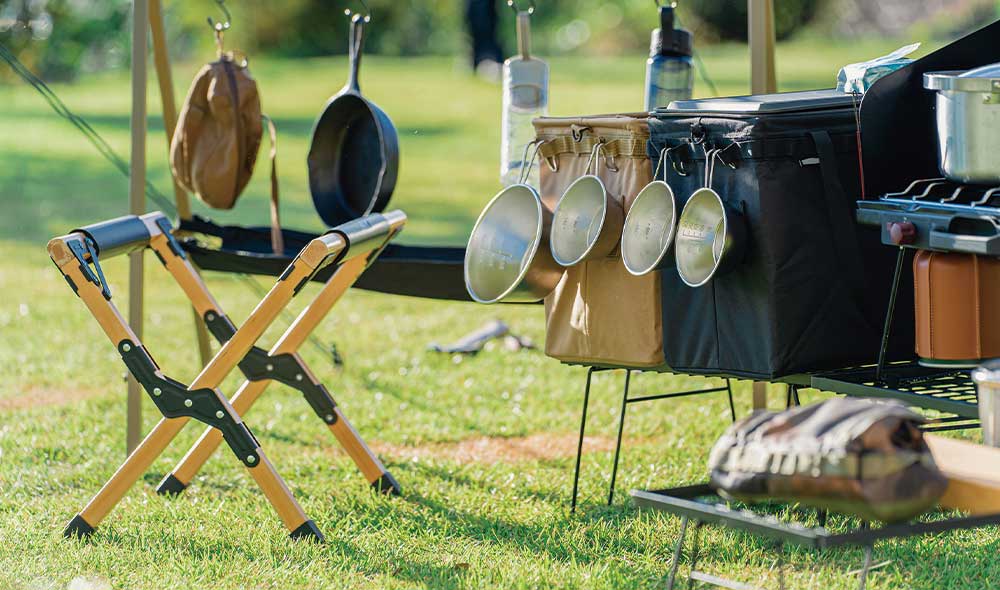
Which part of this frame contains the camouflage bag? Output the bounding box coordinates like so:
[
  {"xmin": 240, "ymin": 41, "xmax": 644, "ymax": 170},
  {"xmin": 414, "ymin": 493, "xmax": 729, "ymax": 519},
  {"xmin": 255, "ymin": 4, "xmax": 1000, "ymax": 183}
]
[{"xmin": 708, "ymin": 397, "xmax": 947, "ymax": 523}]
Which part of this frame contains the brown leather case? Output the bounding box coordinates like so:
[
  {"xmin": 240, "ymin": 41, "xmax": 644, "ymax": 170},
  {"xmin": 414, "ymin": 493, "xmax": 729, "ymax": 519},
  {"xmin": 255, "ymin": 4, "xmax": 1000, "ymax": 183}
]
[{"xmin": 914, "ymin": 250, "xmax": 1000, "ymax": 366}]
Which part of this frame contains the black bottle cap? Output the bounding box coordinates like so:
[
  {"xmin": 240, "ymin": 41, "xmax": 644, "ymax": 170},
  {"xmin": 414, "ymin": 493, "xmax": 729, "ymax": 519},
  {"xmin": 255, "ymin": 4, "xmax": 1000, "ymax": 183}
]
[{"xmin": 650, "ymin": 4, "xmax": 692, "ymax": 58}]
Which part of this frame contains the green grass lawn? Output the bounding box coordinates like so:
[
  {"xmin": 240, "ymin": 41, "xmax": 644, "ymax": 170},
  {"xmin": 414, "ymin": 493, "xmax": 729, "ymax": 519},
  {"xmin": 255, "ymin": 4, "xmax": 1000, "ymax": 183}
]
[{"xmin": 2, "ymin": 36, "xmax": 998, "ymax": 589}]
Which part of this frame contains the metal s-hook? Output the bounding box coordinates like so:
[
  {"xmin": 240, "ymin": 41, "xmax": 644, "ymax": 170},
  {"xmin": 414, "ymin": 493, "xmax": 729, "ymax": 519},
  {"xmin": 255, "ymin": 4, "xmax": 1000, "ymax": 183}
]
[
  {"xmin": 344, "ymin": 0, "xmax": 372, "ymax": 22},
  {"xmin": 704, "ymin": 146, "xmax": 719, "ymax": 188},
  {"xmin": 207, "ymin": 0, "xmax": 231, "ymax": 34},
  {"xmin": 585, "ymin": 140, "xmax": 614, "ymax": 176},
  {"xmin": 507, "ymin": 0, "xmax": 536, "ymax": 15},
  {"xmin": 517, "ymin": 139, "xmax": 545, "ymax": 185},
  {"xmin": 207, "ymin": 0, "xmax": 231, "ymax": 57},
  {"xmin": 652, "ymin": 146, "xmax": 669, "ymax": 182}
]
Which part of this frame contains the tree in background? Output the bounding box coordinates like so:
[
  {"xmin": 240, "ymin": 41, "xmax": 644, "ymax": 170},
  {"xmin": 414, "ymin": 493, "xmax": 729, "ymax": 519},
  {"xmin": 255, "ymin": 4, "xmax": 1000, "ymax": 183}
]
[
  {"xmin": 687, "ymin": 0, "xmax": 823, "ymax": 41},
  {"xmin": 0, "ymin": 0, "xmax": 129, "ymax": 80},
  {"xmin": 6, "ymin": 0, "xmax": 995, "ymax": 82},
  {"xmin": 821, "ymin": 0, "xmax": 994, "ymax": 37}
]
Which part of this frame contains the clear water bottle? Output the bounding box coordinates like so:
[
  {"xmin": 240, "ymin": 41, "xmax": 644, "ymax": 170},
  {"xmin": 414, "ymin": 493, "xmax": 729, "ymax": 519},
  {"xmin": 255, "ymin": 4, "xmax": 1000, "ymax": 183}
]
[
  {"xmin": 644, "ymin": 3, "xmax": 693, "ymax": 111},
  {"xmin": 500, "ymin": 7, "xmax": 548, "ymax": 188}
]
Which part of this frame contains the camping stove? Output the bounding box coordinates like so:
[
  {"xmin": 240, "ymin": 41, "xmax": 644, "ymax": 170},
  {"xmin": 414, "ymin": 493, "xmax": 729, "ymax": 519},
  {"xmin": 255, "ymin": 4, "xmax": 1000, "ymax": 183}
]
[
  {"xmin": 857, "ymin": 177, "xmax": 1000, "ymax": 254},
  {"xmin": 858, "ymin": 178, "xmax": 1000, "ymax": 369}
]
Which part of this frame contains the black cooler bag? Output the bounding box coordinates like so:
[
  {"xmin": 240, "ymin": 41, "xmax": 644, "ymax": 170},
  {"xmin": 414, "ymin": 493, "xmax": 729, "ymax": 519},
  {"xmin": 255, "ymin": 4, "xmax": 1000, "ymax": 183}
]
[{"xmin": 648, "ymin": 90, "xmax": 913, "ymax": 379}]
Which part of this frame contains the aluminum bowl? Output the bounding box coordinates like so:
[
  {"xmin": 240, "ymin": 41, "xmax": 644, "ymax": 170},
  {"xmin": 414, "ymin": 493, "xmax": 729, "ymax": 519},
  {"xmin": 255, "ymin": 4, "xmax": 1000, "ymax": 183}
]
[
  {"xmin": 464, "ymin": 184, "xmax": 563, "ymax": 303},
  {"xmin": 674, "ymin": 188, "xmax": 747, "ymax": 287},
  {"xmin": 549, "ymin": 175, "xmax": 624, "ymax": 267},
  {"xmin": 621, "ymin": 180, "xmax": 677, "ymax": 276}
]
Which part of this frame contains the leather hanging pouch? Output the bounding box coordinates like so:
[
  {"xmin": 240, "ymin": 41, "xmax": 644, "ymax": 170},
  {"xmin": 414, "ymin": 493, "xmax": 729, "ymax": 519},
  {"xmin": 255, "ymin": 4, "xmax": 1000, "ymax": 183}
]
[{"xmin": 170, "ymin": 33, "xmax": 283, "ymax": 254}]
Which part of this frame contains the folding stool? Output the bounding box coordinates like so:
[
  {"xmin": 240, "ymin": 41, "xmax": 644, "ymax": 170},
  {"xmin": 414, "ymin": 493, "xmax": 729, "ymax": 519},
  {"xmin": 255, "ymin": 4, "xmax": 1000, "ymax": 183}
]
[{"xmin": 48, "ymin": 210, "xmax": 406, "ymax": 541}]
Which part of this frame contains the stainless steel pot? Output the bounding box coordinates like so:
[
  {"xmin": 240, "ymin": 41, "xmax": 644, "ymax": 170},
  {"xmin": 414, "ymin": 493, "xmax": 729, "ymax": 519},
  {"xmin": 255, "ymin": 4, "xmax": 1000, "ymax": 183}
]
[
  {"xmin": 464, "ymin": 184, "xmax": 563, "ymax": 303},
  {"xmin": 924, "ymin": 63, "xmax": 1000, "ymax": 184}
]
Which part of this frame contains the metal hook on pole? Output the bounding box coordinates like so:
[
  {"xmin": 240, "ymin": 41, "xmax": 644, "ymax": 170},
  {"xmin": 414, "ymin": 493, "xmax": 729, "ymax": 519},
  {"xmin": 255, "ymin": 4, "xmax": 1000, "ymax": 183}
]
[
  {"xmin": 507, "ymin": 0, "xmax": 536, "ymax": 15},
  {"xmin": 344, "ymin": 0, "xmax": 372, "ymax": 22},
  {"xmin": 207, "ymin": 0, "xmax": 231, "ymax": 56},
  {"xmin": 207, "ymin": 0, "xmax": 231, "ymax": 34}
]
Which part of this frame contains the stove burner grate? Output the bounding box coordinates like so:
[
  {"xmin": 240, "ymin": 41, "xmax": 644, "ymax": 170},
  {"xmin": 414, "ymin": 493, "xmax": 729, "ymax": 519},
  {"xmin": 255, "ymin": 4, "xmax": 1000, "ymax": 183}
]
[{"xmin": 879, "ymin": 177, "xmax": 1000, "ymax": 216}]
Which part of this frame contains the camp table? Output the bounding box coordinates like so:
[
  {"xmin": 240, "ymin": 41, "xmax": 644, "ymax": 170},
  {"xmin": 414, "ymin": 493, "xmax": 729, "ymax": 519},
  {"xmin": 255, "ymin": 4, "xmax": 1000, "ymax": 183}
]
[
  {"xmin": 48, "ymin": 210, "xmax": 405, "ymax": 541},
  {"xmin": 632, "ymin": 435, "xmax": 1000, "ymax": 589}
]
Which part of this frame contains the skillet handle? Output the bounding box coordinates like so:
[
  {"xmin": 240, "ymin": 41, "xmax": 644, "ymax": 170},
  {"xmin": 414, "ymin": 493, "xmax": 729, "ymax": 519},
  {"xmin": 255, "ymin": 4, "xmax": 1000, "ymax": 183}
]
[{"xmin": 347, "ymin": 14, "xmax": 365, "ymax": 93}]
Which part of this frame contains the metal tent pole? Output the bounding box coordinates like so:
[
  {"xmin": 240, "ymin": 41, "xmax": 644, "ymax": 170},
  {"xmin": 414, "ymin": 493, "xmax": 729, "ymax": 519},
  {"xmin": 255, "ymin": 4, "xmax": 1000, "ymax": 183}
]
[
  {"xmin": 749, "ymin": 0, "xmax": 777, "ymax": 94},
  {"xmin": 148, "ymin": 0, "xmax": 213, "ymax": 367},
  {"xmin": 148, "ymin": 0, "xmax": 190, "ymax": 221},
  {"xmin": 748, "ymin": 0, "xmax": 776, "ymax": 411},
  {"xmin": 126, "ymin": 0, "xmax": 149, "ymax": 454}
]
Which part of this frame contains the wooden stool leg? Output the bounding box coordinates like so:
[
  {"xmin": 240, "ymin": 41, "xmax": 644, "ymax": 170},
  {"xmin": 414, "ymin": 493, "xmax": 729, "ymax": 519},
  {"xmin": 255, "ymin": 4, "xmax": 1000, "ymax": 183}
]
[
  {"xmin": 328, "ymin": 407, "xmax": 397, "ymax": 492},
  {"xmin": 247, "ymin": 450, "xmax": 322, "ymax": 541},
  {"xmin": 158, "ymin": 255, "xmax": 397, "ymax": 495},
  {"xmin": 52, "ymin": 234, "xmax": 324, "ymax": 541},
  {"xmin": 162, "ymin": 379, "xmax": 396, "ymax": 496},
  {"xmin": 161, "ymin": 380, "xmax": 268, "ymax": 493},
  {"xmin": 66, "ymin": 416, "xmax": 189, "ymax": 536},
  {"xmin": 66, "ymin": 410, "xmax": 321, "ymax": 541}
]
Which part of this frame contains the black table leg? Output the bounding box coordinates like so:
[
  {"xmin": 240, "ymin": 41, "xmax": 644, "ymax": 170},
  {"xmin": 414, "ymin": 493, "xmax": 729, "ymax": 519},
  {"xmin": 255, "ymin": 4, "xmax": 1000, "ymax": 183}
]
[
  {"xmin": 665, "ymin": 515, "xmax": 689, "ymax": 590},
  {"xmin": 875, "ymin": 247, "xmax": 906, "ymax": 386},
  {"xmin": 776, "ymin": 541, "xmax": 786, "ymax": 590},
  {"xmin": 571, "ymin": 367, "xmax": 595, "ymax": 514},
  {"xmin": 725, "ymin": 379, "xmax": 736, "ymax": 422},
  {"xmin": 686, "ymin": 522, "xmax": 704, "ymax": 590},
  {"xmin": 608, "ymin": 369, "xmax": 632, "ymax": 506},
  {"xmin": 858, "ymin": 544, "xmax": 874, "ymax": 590}
]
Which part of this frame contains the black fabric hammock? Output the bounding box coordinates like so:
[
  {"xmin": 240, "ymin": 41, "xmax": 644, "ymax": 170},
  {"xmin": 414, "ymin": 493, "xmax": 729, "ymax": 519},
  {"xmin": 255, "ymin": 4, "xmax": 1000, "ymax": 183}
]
[{"xmin": 178, "ymin": 215, "xmax": 471, "ymax": 301}]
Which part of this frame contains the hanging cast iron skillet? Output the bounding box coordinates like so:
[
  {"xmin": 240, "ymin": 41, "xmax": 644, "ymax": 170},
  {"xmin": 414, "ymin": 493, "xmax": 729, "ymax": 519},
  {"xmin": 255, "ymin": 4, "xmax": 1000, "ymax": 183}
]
[{"xmin": 308, "ymin": 13, "xmax": 399, "ymax": 227}]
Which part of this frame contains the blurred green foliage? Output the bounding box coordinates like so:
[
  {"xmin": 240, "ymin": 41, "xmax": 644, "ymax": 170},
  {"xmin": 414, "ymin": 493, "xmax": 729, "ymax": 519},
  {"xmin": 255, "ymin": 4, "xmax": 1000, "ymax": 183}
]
[
  {"xmin": 0, "ymin": 0, "xmax": 129, "ymax": 80},
  {"xmin": 13, "ymin": 0, "xmax": 990, "ymax": 82},
  {"xmin": 189, "ymin": 0, "xmax": 702, "ymax": 58},
  {"xmin": 2, "ymin": 0, "xmax": 826, "ymax": 80},
  {"xmin": 688, "ymin": 0, "xmax": 823, "ymax": 41}
]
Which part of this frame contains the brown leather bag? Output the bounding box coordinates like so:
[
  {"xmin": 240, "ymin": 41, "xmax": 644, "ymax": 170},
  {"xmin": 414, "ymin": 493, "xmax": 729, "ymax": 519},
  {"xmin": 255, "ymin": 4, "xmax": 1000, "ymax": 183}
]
[
  {"xmin": 170, "ymin": 55, "xmax": 283, "ymax": 253},
  {"xmin": 708, "ymin": 398, "xmax": 947, "ymax": 523}
]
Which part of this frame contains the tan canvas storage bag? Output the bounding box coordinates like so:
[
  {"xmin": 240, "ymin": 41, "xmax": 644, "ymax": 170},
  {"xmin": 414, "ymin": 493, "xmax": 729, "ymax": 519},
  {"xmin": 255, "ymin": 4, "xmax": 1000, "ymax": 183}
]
[
  {"xmin": 534, "ymin": 115, "xmax": 664, "ymax": 368},
  {"xmin": 171, "ymin": 52, "xmax": 283, "ymax": 253}
]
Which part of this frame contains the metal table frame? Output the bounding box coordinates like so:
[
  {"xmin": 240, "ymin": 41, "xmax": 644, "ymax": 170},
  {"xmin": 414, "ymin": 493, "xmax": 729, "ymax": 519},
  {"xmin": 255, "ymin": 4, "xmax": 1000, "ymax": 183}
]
[
  {"xmin": 632, "ymin": 483, "xmax": 1000, "ymax": 590},
  {"xmin": 570, "ymin": 367, "xmax": 736, "ymax": 512},
  {"xmin": 567, "ymin": 229, "xmax": 985, "ymax": 513},
  {"xmin": 808, "ymin": 245, "xmax": 981, "ymax": 428}
]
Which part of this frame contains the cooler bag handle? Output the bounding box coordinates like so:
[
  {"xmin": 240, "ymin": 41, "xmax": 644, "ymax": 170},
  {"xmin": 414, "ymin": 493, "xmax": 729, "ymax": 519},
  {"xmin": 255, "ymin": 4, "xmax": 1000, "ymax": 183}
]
[{"xmin": 809, "ymin": 130, "xmax": 866, "ymax": 300}]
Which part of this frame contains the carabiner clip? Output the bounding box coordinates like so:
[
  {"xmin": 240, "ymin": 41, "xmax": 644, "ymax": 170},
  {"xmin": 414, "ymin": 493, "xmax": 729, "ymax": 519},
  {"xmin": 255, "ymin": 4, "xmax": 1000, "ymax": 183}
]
[{"xmin": 665, "ymin": 144, "xmax": 689, "ymax": 177}]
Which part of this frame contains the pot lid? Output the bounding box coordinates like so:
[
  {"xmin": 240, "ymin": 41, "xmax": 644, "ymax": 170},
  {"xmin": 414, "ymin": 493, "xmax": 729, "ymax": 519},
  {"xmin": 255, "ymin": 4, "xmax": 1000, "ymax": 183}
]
[{"xmin": 924, "ymin": 62, "xmax": 1000, "ymax": 92}]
